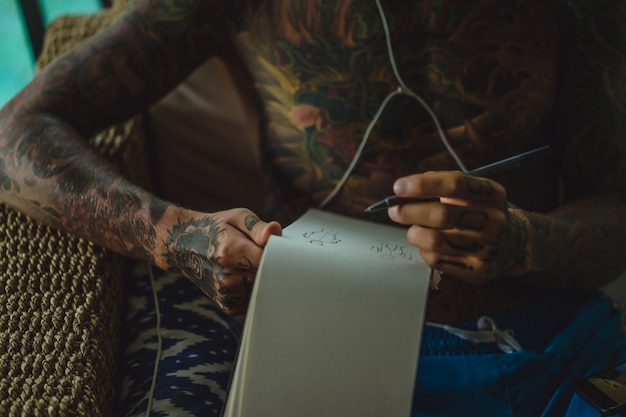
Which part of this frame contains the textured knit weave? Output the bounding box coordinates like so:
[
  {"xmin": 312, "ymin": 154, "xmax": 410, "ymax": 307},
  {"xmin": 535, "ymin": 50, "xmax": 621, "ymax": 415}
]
[
  {"xmin": 0, "ymin": 207, "xmax": 126, "ymax": 417},
  {"xmin": 0, "ymin": 1, "xmax": 141, "ymax": 415},
  {"xmin": 36, "ymin": 0, "xmax": 130, "ymax": 70}
]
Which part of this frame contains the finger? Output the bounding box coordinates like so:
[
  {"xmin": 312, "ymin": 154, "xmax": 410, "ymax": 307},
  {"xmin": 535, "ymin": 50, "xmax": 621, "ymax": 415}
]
[
  {"xmin": 419, "ymin": 250, "xmax": 493, "ymax": 284},
  {"xmin": 209, "ymin": 227, "xmax": 263, "ymax": 271},
  {"xmin": 393, "ymin": 171, "xmax": 506, "ymax": 205},
  {"xmin": 228, "ymin": 208, "xmax": 283, "ymax": 247},
  {"xmin": 210, "ymin": 209, "xmax": 281, "ymax": 270},
  {"xmin": 390, "ymin": 202, "xmax": 505, "ymax": 234},
  {"xmin": 254, "ymin": 220, "xmax": 283, "ymax": 246},
  {"xmin": 212, "ymin": 289, "xmax": 248, "ymax": 316},
  {"xmin": 407, "ymin": 226, "xmax": 500, "ymax": 259},
  {"xmin": 212, "ymin": 271, "xmax": 257, "ymax": 316},
  {"xmin": 429, "ymin": 269, "xmax": 444, "ymax": 290},
  {"xmin": 194, "ymin": 265, "xmax": 256, "ymax": 316}
]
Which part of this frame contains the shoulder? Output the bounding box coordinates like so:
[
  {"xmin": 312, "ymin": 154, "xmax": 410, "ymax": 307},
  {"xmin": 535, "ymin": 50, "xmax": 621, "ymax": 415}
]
[{"xmin": 117, "ymin": 0, "xmax": 250, "ymax": 54}]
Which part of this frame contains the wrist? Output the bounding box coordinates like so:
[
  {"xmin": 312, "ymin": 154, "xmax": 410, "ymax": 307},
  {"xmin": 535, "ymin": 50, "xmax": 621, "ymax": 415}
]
[
  {"xmin": 151, "ymin": 204, "xmax": 186, "ymax": 273},
  {"xmin": 496, "ymin": 206, "xmax": 533, "ymax": 277}
]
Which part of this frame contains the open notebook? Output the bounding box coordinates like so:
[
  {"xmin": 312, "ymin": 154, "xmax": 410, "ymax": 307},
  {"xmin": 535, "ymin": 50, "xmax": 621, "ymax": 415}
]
[{"xmin": 223, "ymin": 209, "xmax": 431, "ymax": 417}]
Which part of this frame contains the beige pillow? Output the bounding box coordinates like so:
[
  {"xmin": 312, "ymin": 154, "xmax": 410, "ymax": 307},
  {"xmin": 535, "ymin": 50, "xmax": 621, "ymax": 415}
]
[{"xmin": 147, "ymin": 58, "xmax": 266, "ymax": 215}]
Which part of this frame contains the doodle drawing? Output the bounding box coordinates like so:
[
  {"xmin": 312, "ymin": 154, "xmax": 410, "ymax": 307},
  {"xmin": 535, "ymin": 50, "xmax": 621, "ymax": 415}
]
[
  {"xmin": 302, "ymin": 229, "xmax": 342, "ymax": 246},
  {"xmin": 371, "ymin": 240, "xmax": 414, "ymax": 261}
]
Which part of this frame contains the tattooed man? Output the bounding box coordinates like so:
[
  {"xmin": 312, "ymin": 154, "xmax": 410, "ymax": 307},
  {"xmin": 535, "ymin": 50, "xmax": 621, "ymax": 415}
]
[{"xmin": 1, "ymin": 0, "xmax": 626, "ymax": 415}]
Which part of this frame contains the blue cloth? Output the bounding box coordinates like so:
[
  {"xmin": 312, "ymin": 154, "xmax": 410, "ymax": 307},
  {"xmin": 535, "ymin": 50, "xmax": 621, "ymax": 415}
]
[
  {"xmin": 412, "ymin": 294, "xmax": 626, "ymax": 417},
  {"xmin": 564, "ymin": 393, "xmax": 604, "ymax": 417}
]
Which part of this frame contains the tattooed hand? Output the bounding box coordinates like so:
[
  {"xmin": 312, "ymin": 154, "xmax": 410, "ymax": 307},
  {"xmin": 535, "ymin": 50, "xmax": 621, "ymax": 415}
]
[
  {"xmin": 162, "ymin": 208, "xmax": 282, "ymax": 316},
  {"xmin": 388, "ymin": 171, "xmax": 530, "ymax": 284}
]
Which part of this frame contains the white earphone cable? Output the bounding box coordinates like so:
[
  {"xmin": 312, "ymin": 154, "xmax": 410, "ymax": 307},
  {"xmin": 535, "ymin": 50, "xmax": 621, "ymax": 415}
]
[
  {"xmin": 145, "ymin": 262, "xmax": 163, "ymax": 416},
  {"xmin": 374, "ymin": 0, "xmax": 467, "ymax": 172},
  {"xmin": 320, "ymin": 0, "xmax": 468, "ymax": 208},
  {"xmin": 319, "ymin": 87, "xmax": 403, "ymax": 208}
]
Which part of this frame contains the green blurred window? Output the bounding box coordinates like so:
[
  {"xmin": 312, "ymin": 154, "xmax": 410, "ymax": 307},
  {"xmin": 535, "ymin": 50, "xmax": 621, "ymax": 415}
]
[{"xmin": 0, "ymin": 0, "xmax": 103, "ymax": 106}]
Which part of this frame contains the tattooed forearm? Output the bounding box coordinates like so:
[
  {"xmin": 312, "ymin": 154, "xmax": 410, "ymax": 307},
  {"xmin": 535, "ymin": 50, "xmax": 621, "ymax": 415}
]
[
  {"xmin": 0, "ymin": 110, "xmax": 165, "ymax": 264},
  {"xmin": 518, "ymin": 197, "xmax": 626, "ymax": 290},
  {"xmin": 8, "ymin": 0, "xmax": 243, "ymax": 138},
  {"xmin": 60, "ymin": 184, "xmax": 161, "ymax": 262}
]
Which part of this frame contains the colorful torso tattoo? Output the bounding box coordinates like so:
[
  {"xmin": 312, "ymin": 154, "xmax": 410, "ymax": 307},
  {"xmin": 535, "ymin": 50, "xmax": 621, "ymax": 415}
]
[{"xmin": 235, "ymin": 0, "xmax": 562, "ymax": 224}]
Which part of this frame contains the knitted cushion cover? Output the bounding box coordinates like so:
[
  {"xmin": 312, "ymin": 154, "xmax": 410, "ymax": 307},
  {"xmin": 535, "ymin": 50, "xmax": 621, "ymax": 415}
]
[
  {"xmin": 0, "ymin": 1, "xmax": 139, "ymax": 415},
  {"xmin": 0, "ymin": 207, "xmax": 126, "ymax": 417}
]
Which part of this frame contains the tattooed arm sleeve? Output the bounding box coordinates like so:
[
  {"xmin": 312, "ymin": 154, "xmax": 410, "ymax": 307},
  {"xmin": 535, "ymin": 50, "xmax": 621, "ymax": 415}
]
[
  {"xmin": 0, "ymin": 0, "xmax": 243, "ymax": 265},
  {"xmin": 511, "ymin": 2, "xmax": 626, "ymax": 290}
]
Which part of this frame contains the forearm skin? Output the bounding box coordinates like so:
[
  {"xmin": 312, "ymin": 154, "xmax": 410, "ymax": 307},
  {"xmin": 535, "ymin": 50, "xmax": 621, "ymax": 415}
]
[{"xmin": 510, "ymin": 195, "xmax": 626, "ymax": 290}]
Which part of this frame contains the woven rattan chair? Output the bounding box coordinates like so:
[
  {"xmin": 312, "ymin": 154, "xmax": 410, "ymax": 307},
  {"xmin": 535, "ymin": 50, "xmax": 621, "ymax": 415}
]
[{"xmin": 0, "ymin": 1, "xmax": 145, "ymax": 415}]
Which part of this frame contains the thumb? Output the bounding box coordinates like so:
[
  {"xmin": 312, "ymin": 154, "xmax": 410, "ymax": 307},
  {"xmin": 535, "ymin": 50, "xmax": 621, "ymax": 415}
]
[
  {"xmin": 237, "ymin": 211, "xmax": 282, "ymax": 246},
  {"xmin": 251, "ymin": 220, "xmax": 282, "ymax": 247}
]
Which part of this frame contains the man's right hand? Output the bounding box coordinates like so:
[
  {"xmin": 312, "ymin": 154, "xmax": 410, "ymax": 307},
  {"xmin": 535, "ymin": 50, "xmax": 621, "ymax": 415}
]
[{"xmin": 158, "ymin": 208, "xmax": 282, "ymax": 316}]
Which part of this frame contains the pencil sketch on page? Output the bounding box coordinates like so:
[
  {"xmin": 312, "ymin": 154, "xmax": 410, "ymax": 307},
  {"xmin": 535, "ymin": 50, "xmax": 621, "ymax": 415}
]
[
  {"xmin": 302, "ymin": 229, "xmax": 342, "ymax": 246},
  {"xmin": 282, "ymin": 208, "xmax": 426, "ymax": 266},
  {"xmin": 370, "ymin": 240, "xmax": 415, "ymax": 261}
]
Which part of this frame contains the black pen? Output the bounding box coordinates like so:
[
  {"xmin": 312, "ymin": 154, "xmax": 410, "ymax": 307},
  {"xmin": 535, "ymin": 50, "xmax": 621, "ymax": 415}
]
[
  {"xmin": 464, "ymin": 145, "xmax": 551, "ymax": 176},
  {"xmin": 364, "ymin": 146, "xmax": 552, "ymax": 213},
  {"xmin": 364, "ymin": 196, "xmax": 439, "ymax": 213}
]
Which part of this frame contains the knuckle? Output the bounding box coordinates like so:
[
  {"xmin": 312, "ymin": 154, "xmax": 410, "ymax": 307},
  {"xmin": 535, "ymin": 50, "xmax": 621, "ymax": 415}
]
[
  {"xmin": 393, "ymin": 205, "xmax": 407, "ymax": 222},
  {"xmin": 493, "ymin": 182, "xmax": 507, "ymax": 200},
  {"xmin": 409, "ymin": 227, "xmax": 441, "ymax": 250},
  {"xmin": 425, "ymin": 230, "xmax": 445, "ymax": 250},
  {"xmin": 406, "ymin": 226, "xmax": 418, "ymax": 245},
  {"xmin": 225, "ymin": 207, "xmax": 250, "ymax": 221},
  {"xmin": 213, "ymin": 237, "xmax": 239, "ymax": 262},
  {"xmin": 419, "ymin": 250, "xmax": 438, "ymax": 267},
  {"xmin": 216, "ymin": 270, "xmax": 232, "ymax": 287},
  {"xmin": 412, "ymin": 174, "xmax": 427, "ymax": 193},
  {"xmin": 450, "ymin": 171, "xmax": 466, "ymax": 192},
  {"xmin": 218, "ymin": 301, "xmax": 237, "ymax": 316},
  {"xmin": 431, "ymin": 205, "xmax": 451, "ymax": 225},
  {"xmin": 215, "ymin": 291, "xmax": 235, "ymax": 310},
  {"xmin": 215, "ymin": 244, "xmax": 231, "ymax": 261},
  {"xmin": 492, "ymin": 209, "xmax": 506, "ymax": 227}
]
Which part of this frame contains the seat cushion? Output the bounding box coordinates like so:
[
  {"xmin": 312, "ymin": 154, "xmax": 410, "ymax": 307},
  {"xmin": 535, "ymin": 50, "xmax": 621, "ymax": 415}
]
[{"xmin": 118, "ymin": 261, "xmax": 241, "ymax": 416}]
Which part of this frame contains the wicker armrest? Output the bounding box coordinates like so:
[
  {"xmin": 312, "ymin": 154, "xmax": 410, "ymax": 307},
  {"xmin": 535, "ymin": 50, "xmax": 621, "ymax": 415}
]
[
  {"xmin": 0, "ymin": 207, "xmax": 126, "ymax": 417},
  {"xmin": 0, "ymin": 1, "xmax": 146, "ymax": 415}
]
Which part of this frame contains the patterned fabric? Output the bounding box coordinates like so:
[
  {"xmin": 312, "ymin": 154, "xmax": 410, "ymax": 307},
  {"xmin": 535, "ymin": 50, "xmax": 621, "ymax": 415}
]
[{"xmin": 118, "ymin": 261, "xmax": 241, "ymax": 417}]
